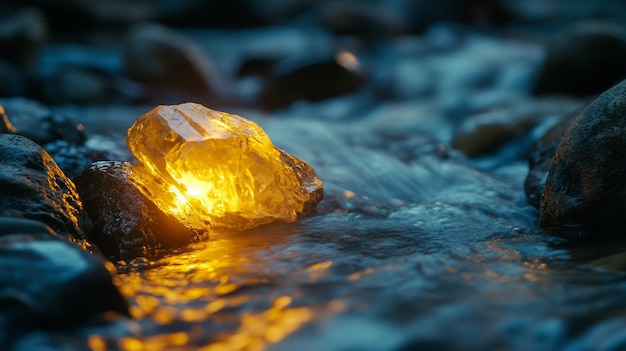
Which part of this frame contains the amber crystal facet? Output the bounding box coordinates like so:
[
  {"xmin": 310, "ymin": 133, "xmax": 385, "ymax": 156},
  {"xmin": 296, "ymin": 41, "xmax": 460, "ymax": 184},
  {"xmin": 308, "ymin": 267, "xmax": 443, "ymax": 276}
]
[{"xmin": 126, "ymin": 103, "xmax": 323, "ymax": 231}]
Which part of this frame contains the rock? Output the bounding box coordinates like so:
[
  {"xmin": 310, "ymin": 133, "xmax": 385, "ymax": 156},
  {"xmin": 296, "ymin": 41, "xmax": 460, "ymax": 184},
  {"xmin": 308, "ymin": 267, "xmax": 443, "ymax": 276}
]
[
  {"xmin": 0, "ymin": 7, "xmax": 47, "ymax": 69},
  {"xmin": 257, "ymin": 56, "xmax": 365, "ymax": 111},
  {"xmin": 533, "ymin": 21, "xmax": 626, "ymax": 97},
  {"xmin": 524, "ymin": 106, "xmax": 583, "ymax": 208},
  {"xmin": 73, "ymin": 161, "xmax": 199, "ymax": 260},
  {"xmin": 0, "ymin": 233, "xmax": 129, "ymax": 334},
  {"xmin": 0, "ymin": 134, "xmax": 89, "ymax": 246},
  {"xmin": 451, "ymin": 98, "xmax": 581, "ymax": 158},
  {"xmin": 0, "ymin": 98, "xmax": 85, "ymax": 146},
  {"xmin": 122, "ymin": 23, "xmax": 215, "ymax": 95},
  {"xmin": 126, "ymin": 103, "xmax": 324, "ymax": 231},
  {"xmin": 540, "ymin": 79, "xmax": 626, "ymax": 235}
]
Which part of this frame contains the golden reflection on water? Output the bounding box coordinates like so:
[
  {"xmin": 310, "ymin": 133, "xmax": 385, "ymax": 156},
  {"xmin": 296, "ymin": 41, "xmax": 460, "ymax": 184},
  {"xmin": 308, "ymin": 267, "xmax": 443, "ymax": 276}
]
[
  {"xmin": 199, "ymin": 296, "xmax": 313, "ymax": 351},
  {"xmin": 107, "ymin": 226, "xmax": 317, "ymax": 351}
]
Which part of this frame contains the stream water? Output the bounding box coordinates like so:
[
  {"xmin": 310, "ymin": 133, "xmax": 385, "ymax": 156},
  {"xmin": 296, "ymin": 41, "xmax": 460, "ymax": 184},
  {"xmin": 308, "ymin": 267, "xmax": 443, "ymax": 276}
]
[{"xmin": 52, "ymin": 25, "xmax": 626, "ymax": 351}]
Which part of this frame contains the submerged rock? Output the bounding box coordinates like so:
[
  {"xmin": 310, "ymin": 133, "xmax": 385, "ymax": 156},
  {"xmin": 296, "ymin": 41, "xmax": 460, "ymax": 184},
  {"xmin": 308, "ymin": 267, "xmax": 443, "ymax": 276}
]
[
  {"xmin": 126, "ymin": 103, "xmax": 323, "ymax": 231},
  {"xmin": 0, "ymin": 134, "xmax": 90, "ymax": 246},
  {"xmin": 452, "ymin": 98, "xmax": 581, "ymax": 158},
  {"xmin": 73, "ymin": 161, "xmax": 199, "ymax": 260},
  {"xmin": 540, "ymin": 79, "xmax": 626, "ymax": 235},
  {"xmin": 533, "ymin": 21, "xmax": 626, "ymax": 97}
]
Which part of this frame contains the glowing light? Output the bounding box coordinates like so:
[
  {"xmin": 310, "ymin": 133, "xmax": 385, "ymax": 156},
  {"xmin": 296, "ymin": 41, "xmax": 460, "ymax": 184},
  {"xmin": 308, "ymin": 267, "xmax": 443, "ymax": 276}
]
[
  {"xmin": 112, "ymin": 236, "xmax": 322, "ymax": 351},
  {"xmin": 307, "ymin": 261, "xmax": 333, "ymax": 271},
  {"xmin": 335, "ymin": 50, "xmax": 359, "ymax": 70},
  {"xmin": 119, "ymin": 337, "xmax": 143, "ymax": 351},
  {"xmin": 126, "ymin": 103, "xmax": 323, "ymax": 232},
  {"xmin": 199, "ymin": 295, "xmax": 313, "ymax": 351},
  {"xmin": 87, "ymin": 336, "xmax": 107, "ymax": 351},
  {"xmin": 0, "ymin": 106, "xmax": 16, "ymax": 133}
]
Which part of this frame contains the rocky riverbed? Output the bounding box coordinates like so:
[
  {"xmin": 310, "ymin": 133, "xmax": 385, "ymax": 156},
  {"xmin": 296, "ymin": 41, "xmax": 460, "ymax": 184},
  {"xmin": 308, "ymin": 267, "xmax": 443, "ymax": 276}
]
[{"xmin": 2, "ymin": 1, "xmax": 626, "ymax": 350}]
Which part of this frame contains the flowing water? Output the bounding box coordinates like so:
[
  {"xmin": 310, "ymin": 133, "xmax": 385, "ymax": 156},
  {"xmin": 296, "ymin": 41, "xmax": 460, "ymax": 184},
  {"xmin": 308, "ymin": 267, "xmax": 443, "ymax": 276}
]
[{"xmin": 57, "ymin": 27, "xmax": 626, "ymax": 351}]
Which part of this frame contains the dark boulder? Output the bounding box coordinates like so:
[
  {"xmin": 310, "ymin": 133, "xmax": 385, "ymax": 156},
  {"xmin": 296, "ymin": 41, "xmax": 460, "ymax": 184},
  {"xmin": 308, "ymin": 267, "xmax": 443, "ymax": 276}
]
[
  {"xmin": 257, "ymin": 57, "xmax": 365, "ymax": 111},
  {"xmin": 540, "ymin": 79, "xmax": 626, "ymax": 235},
  {"xmin": 73, "ymin": 161, "xmax": 200, "ymax": 260},
  {"xmin": 0, "ymin": 134, "xmax": 90, "ymax": 246},
  {"xmin": 533, "ymin": 21, "xmax": 626, "ymax": 98}
]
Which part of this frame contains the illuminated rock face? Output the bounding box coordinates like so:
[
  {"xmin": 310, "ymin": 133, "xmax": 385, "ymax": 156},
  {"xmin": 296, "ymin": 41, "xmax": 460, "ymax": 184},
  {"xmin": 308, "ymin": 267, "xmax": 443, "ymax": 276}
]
[{"xmin": 126, "ymin": 103, "xmax": 323, "ymax": 231}]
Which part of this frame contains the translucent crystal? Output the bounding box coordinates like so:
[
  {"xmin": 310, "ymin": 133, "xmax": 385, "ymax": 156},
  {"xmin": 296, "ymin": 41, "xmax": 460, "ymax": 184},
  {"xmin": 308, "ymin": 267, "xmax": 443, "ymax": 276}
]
[{"xmin": 126, "ymin": 103, "xmax": 323, "ymax": 231}]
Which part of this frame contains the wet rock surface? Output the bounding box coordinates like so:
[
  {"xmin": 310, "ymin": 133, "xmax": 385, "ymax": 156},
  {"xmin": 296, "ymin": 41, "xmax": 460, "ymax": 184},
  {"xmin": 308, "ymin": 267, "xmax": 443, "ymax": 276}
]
[
  {"xmin": 0, "ymin": 134, "xmax": 89, "ymax": 245},
  {"xmin": 73, "ymin": 161, "xmax": 200, "ymax": 260},
  {"xmin": 540, "ymin": 79, "xmax": 626, "ymax": 235}
]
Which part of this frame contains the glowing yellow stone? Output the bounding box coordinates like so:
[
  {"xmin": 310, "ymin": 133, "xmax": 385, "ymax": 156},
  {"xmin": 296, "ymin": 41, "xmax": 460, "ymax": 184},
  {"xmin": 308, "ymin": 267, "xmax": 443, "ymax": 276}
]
[{"xmin": 126, "ymin": 103, "xmax": 323, "ymax": 231}]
